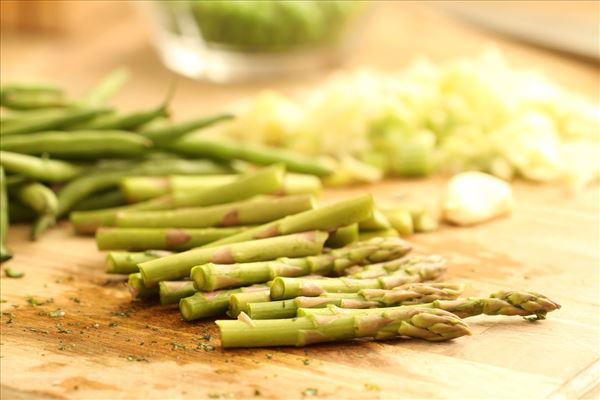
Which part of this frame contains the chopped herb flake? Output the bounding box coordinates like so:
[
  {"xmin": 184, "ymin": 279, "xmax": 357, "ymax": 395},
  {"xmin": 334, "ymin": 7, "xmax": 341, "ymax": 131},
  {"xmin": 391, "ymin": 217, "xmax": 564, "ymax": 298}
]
[
  {"xmin": 48, "ymin": 309, "xmax": 65, "ymax": 318},
  {"xmin": 27, "ymin": 327, "xmax": 49, "ymax": 334},
  {"xmin": 127, "ymin": 355, "xmax": 148, "ymax": 362},
  {"xmin": 171, "ymin": 342, "xmax": 186, "ymax": 350},
  {"xmin": 197, "ymin": 343, "xmax": 215, "ymax": 352},
  {"xmin": 111, "ymin": 310, "xmax": 131, "ymax": 318},
  {"xmin": 56, "ymin": 323, "xmax": 72, "ymax": 334},
  {"xmin": 26, "ymin": 297, "xmax": 53, "ymax": 306},
  {"xmin": 2, "ymin": 312, "xmax": 15, "ymax": 324}
]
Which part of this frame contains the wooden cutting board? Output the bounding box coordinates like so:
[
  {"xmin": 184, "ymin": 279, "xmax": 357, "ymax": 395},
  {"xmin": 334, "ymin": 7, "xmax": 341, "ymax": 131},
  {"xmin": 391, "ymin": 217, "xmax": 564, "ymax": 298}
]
[{"xmin": 1, "ymin": 178, "xmax": 598, "ymax": 399}]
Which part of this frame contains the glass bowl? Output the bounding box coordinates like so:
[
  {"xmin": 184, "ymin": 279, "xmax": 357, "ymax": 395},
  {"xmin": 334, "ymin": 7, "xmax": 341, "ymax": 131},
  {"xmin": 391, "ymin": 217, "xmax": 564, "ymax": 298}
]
[{"xmin": 137, "ymin": 0, "xmax": 370, "ymax": 83}]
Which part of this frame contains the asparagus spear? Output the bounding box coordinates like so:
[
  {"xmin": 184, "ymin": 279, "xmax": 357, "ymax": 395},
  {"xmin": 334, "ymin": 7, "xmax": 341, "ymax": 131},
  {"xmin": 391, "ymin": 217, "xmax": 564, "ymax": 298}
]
[
  {"xmin": 228, "ymin": 290, "xmax": 272, "ymax": 317},
  {"xmin": 115, "ymin": 195, "xmax": 315, "ymax": 228},
  {"xmin": 204, "ymin": 194, "xmax": 374, "ymax": 247},
  {"xmin": 357, "ymin": 283, "xmax": 465, "ymax": 306},
  {"xmin": 270, "ymin": 276, "xmax": 381, "ymax": 299},
  {"xmin": 246, "ymin": 298, "xmax": 311, "ymax": 320},
  {"xmin": 437, "ymin": 290, "xmax": 561, "ymax": 320},
  {"xmin": 96, "ymin": 227, "xmax": 245, "ymax": 251},
  {"xmin": 70, "ymin": 195, "xmax": 176, "ymax": 235},
  {"xmin": 119, "ymin": 175, "xmax": 235, "ymax": 203},
  {"xmin": 1, "ymin": 130, "xmax": 152, "ymax": 158},
  {"xmin": 166, "ymin": 135, "xmax": 334, "ymax": 176},
  {"xmin": 381, "ymin": 209, "xmax": 413, "ymax": 236},
  {"xmin": 298, "ymin": 291, "xmax": 561, "ymax": 320},
  {"xmin": 358, "ymin": 228, "xmax": 399, "ymax": 241},
  {"xmin": 245, "ymin": 294, "xmax": 366, "ymax": 320},
  {"xmin": 191, "ymin": 236, "xmax": 412, "ymax": 291},
  {"xmin": 270, "ymin": 260, "xmax": 447, "ymax": 300},
  {"xmin": 0, "ymin": 168, "xmax": 12, "ymax": 261},
  {"xmin": 274, "ymin": 173, "xmax": 322, "ymax": 196},
  {"xmin": 170, "ymin": 164, "xmax": 285, "ymax": 208},
  {"xmin": 0, "ymin": 151, "xmax": 85, "ymax": 183},
  {"xmin": 139, "ymin": 231, "xmax": 329, "ymax": 286},
  {"xmin": 192, "ymin": 260, "xmax": 306, "ymax": 291},
  {"xmin": 217, "ymin": 307, "xmax": 471, "ymax": 348},
  {"xmin": 358, "ymin": 210, "xmax": 391, "ymax": 231},
  {"xmin": 70, "ymin": 165, "xmax": 286, "ymax": 233},
  {"xmin": 381, "ymin": 206, "xmax": 439, "ymax": 234},
  {"xmin": 247, "ymin": 283, "xmax": 464, "ymax": 319},
  {"xmin": 57, "ymin": 158, "xmax": 230, "ymax": 216},
  {"xmin": 325, "ymin": 224, "xmax": 358, "ymax": 248},
  {"xmin": 346, "ymin": 255, "xmax": 447, "ymax": 279},
  {"xmin": 127, "ymin": 272, "xmax": 159, "ymax": 299},
  {"xmin": 409, "ymin": 207, "xmax": 439, "ymax": 233},
  {"xmin": 119, "ymin": 176, "xmax": 177, "ymax": 203},
  {"xmin": 105, "ymin": 250, "xmax": 172, "ymax": 274},
  {"xmin": 159, "ymin": 281, "xmax": 196, "ymax": 305},
  {"xmin": 119, "ymin": 173, "xmax": 322, "ymax": 203},
  {"xmin": 180, "ymin": 285, "xmax": 269, "ymax": 321}
]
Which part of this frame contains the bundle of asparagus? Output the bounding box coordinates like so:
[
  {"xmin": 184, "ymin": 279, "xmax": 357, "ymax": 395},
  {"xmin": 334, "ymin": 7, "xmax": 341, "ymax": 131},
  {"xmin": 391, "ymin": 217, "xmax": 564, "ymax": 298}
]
[
  {"xmin": 72, "ymin": 151, "xmax": 557, "ymax": 348},
  {"xmin": 95, "ymin": 184, "xmax": 559, "ymax": 348}
]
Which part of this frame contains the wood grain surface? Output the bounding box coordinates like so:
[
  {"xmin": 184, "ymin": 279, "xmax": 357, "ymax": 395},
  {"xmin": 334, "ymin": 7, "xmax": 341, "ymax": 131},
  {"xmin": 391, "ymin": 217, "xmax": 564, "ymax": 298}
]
[
  {"xmin": 1, "ymin": 2, "xmax": 599, "ymax": 399},
  {"xmin": 1, "ymin": 179, "xmax": 598, "ymax": 399}
]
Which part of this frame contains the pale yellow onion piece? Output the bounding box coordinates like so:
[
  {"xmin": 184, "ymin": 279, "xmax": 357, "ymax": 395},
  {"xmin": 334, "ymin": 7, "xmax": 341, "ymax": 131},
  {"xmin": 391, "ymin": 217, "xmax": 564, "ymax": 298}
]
[{"xmin": 442, "ymin": 172, "xmax": 514, "ymax": 226}]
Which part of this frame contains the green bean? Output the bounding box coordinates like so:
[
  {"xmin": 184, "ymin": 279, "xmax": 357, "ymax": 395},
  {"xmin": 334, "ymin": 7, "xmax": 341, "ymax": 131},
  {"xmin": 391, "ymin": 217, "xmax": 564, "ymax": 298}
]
[
  {"xmin": 1, "ymin": 130, "xmax": 153, "ymax": 158},
  {"xmin": 138, "ymin": 113, "xmax": 234, "ymax": 144},
  {"xmin": 5, "ymin": 174, "xmax": 29, "ymax": 188},
  {"xmin": 0, "ymin": 108, "xmax": 110, "ymax": 135},
  {"xmin": 12, "ymin": 181, "xmax": 57, "ymax": 240},
  {"xmin": 83, "ymin": 67, "xmax": 130, "ymax": 106},
  {"xmin": 57, "ymin": 158, "xmax": 231, "ymax": 216},
  {"xmin": 1, "ymin": 109, "xmax": 66, "ymax": 127},
  {"xmin": 72, "ymin": 189, "xmax": 128, "ymax": 211},
  {"xmin": 165, "ymin": 135, "xmax": 334, "ymax": 176},
  {"xmin": 0, "ymin": 167, "xmax": 12, "ymax": 261},
  {"xmin": 0, "ymin": 84, "xmax": 68, "ymax": 110},
  {"xmin": 68, "ymin": 104, "xmax": 168, "ymax": 131},
  {"xmin": 31, "ymin": 214, "xmax": 55, "ymax": 241},
  {"xmin": 0, "ymin": 151, "xmax": 85, "ymax": 183},
  {"xmin": 1, "ymin": 83, "xmax": 62, "ymax": 94}
]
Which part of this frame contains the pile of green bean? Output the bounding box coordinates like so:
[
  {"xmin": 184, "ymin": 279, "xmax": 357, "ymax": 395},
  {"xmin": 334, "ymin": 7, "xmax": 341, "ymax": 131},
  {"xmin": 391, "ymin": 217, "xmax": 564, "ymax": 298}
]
[{"xmin": 0, "ymin": 69, "xmax": 335, "ymax": 262}]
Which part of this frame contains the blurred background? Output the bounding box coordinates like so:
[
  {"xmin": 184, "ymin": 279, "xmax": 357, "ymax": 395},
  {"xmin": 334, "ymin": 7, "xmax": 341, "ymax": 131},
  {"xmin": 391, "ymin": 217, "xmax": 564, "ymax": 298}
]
[
  {"xmin": 1, "ymin": 1, "xmax": 598, "ymax": 189},
  {"xmin": 1, "ymin": 1, "xmax": 598, "ymax": 115}
]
